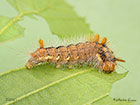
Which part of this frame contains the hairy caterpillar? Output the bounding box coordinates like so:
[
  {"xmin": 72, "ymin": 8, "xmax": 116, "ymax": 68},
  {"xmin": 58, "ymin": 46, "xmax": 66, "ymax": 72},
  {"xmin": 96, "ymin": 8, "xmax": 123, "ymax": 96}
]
[{"xmin": 25, "ymin": 34, "xmax": 125, "ymax": 73}]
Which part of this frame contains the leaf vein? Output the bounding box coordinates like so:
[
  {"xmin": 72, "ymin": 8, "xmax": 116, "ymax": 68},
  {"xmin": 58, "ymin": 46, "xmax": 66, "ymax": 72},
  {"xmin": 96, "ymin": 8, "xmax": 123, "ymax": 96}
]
[
  {"xmin": 0, "ymin": 5, "xmax": 51, "ymax": 36},
  {"xmin": 83, "ymin": 93, "xmax": 109, "ymax": 105},
  {"xmin": 4, "ymin": 70, "xmax": 91, "ymax": 105}
]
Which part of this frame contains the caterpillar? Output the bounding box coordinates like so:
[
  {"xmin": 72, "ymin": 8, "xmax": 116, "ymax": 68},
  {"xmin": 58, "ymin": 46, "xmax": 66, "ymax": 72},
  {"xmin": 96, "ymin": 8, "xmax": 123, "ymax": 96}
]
[{"xmin": 25, "ymin": 34, "xmax": 125, "ymax": 73}]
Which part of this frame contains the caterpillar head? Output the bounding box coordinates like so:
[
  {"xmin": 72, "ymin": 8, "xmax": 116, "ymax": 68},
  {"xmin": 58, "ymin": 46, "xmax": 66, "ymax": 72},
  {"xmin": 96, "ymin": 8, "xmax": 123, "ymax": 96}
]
[
  {"xmin": 93, "ymin": 34, "xmax": 125, "ymax": 73},
  {"xmin": 98, "ymin": 45, "xmax": 125, "ymax": 73},
  {"xmin": 102, "ymin": 61, "xmax": 116, "ymax": 73},
  {"xmin": 102, "ymin": 58, "xmax": 125, "ymax": 73}
]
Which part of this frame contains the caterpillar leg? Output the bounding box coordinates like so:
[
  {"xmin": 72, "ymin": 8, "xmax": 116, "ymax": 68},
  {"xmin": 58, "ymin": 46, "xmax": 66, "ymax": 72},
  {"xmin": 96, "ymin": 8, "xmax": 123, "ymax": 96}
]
[
  {"xmin": 88, "ymin": 63, "xmax": 92, "ymax": 66},
  {"xmin": 78, "ymin": 63, "xmax": 82, "ymax": 68},
  {"xmin": 94, "ymin": 33, "xmax": 100, "ymax": 42},
  {"xmin": 101, "ymin": 37, "xmax": 107, "ymax": 44},
  {"xmin": 56, "ymin": 64, "xmax": 61, "ymax": 68},
  {"xmin": 39, "ymin": 39, "xmax": 44, "ymax": 48},
  {"xmin": 69, "ymin": 65, "xmax": 73, "ymax": 69}
]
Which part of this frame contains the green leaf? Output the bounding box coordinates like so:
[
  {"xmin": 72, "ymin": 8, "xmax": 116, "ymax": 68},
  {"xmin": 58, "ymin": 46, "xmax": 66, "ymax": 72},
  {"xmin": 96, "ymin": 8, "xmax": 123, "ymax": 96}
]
[
  {"xmin": 0, "ymin": 0, "xmax": 92, "ymax": 42},
  {"xmin": 91, "ymin": 96, "xmax": 134, "ymax": 105},
  {"xmin": 0, "ymin": 16, "xmax": 24, "ymax": 42},
  {"xmin": 0, "ymin": 65, "xmax": 133, "ymax": 105},
  {"xmin": 4, "ymin": 0, "xmax": 92, "ymax": 40}
]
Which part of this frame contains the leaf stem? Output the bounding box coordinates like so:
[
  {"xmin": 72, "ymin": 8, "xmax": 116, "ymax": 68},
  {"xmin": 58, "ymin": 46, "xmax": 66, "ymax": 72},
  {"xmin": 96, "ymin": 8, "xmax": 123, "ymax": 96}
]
[
  {"xmin": 0, "ymin": 13, "xmax": 23, "ymax": 35},
  {"xmin": 0, "ymin": 6, "xmax": 50, "ymax": 36}
]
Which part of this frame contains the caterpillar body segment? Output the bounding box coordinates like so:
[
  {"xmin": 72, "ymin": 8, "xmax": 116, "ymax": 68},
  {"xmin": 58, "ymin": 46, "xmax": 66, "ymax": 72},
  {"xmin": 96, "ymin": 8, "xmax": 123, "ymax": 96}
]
[{"xmin": 26, "ymin": 34, "xmax": 125, "ymax": 73}]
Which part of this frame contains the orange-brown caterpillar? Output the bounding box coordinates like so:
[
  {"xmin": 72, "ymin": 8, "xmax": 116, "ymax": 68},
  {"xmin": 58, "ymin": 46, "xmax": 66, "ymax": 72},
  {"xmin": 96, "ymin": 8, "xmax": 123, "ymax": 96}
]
[{"xmin": 26, "ymin": 34, "xmax": 125, "ymax": 73}]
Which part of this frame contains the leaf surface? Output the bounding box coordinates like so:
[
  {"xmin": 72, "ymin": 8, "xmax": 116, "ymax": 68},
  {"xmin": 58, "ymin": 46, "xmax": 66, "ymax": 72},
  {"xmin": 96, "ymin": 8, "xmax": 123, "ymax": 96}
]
[
  {"xmin": 0, "ymin": 16, "xmax": 24, "ymax": 42},
  {"xmin": 0, "ymin": 65, "xmax": 133, "ymax": 105},
  {"xmin": 0, "ymin": 0, "xmax": 92, "ymax": 43}
]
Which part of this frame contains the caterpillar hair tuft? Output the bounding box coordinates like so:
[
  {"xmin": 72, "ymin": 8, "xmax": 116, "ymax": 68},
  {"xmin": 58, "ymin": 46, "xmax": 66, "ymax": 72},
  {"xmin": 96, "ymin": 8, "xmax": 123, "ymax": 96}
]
[{"xmin": 26, "ymin": 34, "xmax": 125, "ymax": 73}]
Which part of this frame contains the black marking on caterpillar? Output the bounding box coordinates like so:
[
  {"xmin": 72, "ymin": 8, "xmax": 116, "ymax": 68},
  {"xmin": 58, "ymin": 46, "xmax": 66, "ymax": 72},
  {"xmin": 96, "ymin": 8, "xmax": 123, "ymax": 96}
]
[{"xmin": 26, "ymin": 34, "xmax": 125, "ymax": 73}]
